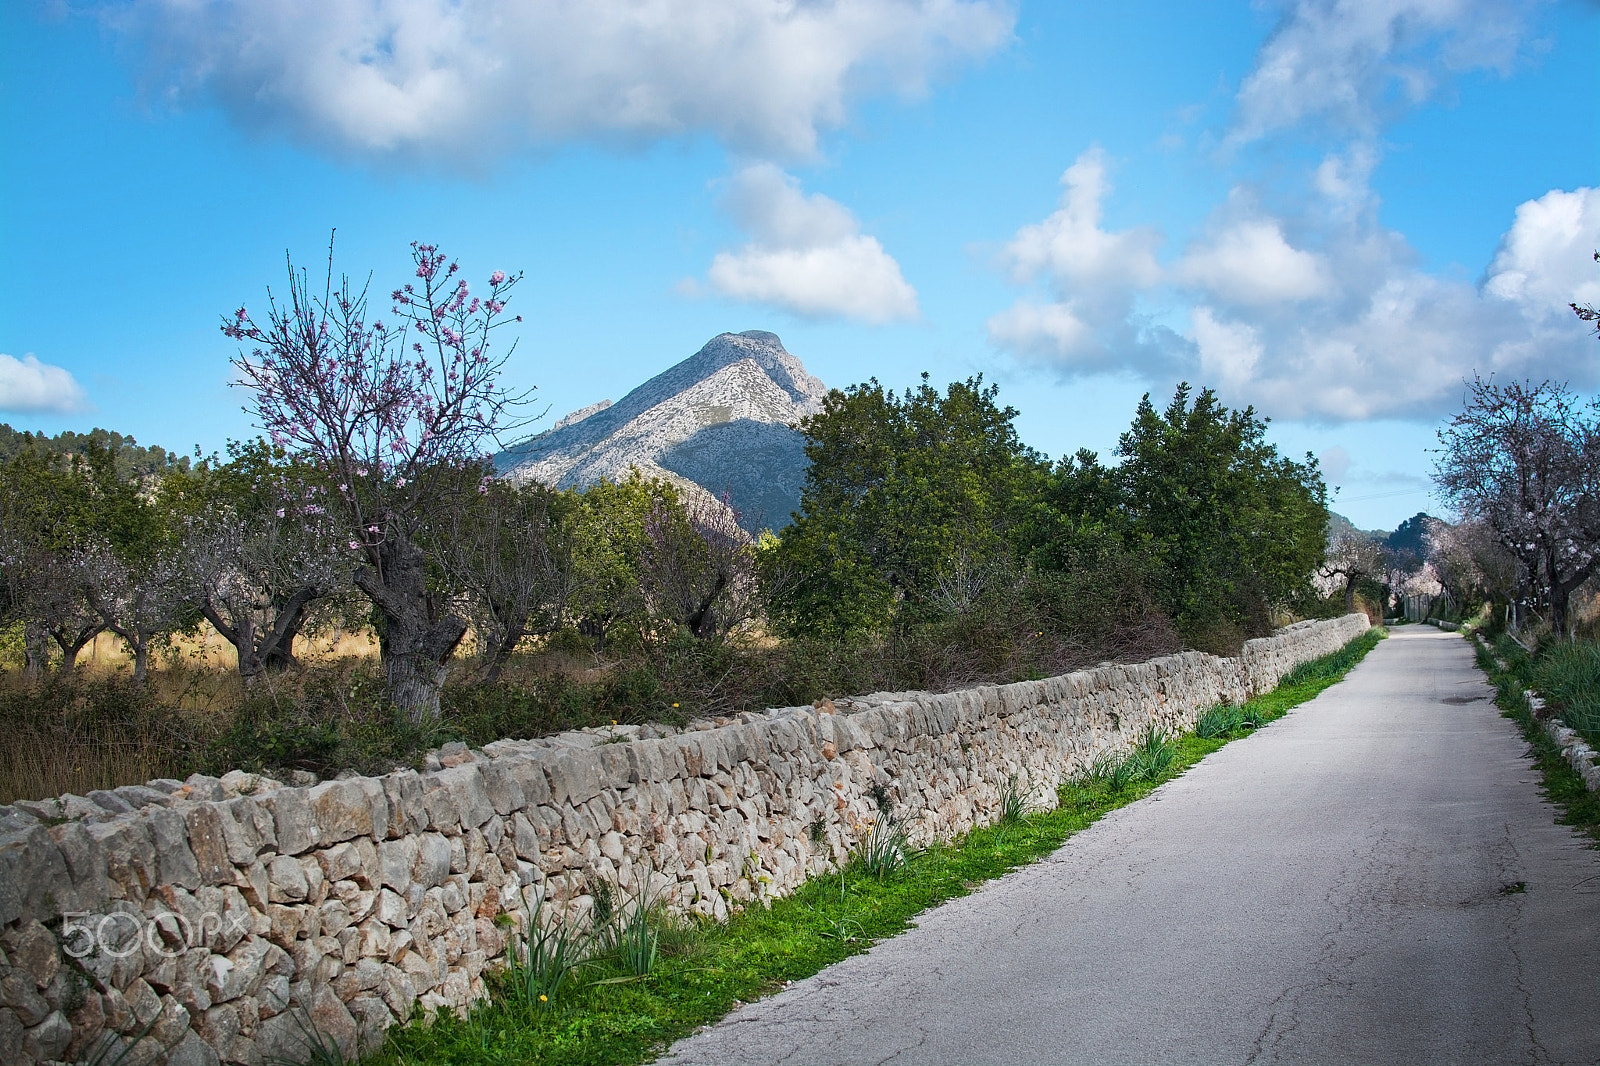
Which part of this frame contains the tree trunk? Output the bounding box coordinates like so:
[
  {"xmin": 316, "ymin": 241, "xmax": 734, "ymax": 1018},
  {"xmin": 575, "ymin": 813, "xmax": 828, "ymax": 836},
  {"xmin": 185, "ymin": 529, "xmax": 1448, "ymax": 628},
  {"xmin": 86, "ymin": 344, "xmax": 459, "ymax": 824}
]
[
  {"xmin": 22, "ymin": 621, "xmax": 51, "ymax": 677},
  {"xmin": 484, "ymin": 618, "xmax": 526, "ymax": 684},
  {"xmin": 1343, "ymin": 577, "xmax": 1357, "ymax": 615},
  {"xmin": 357, "ymin": 533, "xmax": 467, "ymax": 724},
  {"xmin": 51, "ymin": 623, "xmax": 103, "ymax": 671},
  {"xmin": 131, "ymin": 637, "xmax": 150, "ymax": 683}
]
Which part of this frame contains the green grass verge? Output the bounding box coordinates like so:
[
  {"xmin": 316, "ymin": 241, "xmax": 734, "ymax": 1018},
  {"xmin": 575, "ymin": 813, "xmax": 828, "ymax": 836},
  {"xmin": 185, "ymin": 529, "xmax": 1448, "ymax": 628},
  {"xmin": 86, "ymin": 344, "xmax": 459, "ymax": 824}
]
[
  {"xmin": 1471, "ymin": 632, "xmax": 1600, "ymax": 846},
  {"xmin": 361, "ymin": 627, "xmax": 1387, "ymax": 1066}
]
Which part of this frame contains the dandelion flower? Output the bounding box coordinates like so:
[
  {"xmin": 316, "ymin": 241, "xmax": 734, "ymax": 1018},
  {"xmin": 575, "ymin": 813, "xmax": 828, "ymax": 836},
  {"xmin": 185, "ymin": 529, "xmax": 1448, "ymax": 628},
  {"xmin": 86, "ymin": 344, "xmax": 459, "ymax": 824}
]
[{"xmin": 538, "ymin": 994, "xmax": 547, "ymax": 1002}]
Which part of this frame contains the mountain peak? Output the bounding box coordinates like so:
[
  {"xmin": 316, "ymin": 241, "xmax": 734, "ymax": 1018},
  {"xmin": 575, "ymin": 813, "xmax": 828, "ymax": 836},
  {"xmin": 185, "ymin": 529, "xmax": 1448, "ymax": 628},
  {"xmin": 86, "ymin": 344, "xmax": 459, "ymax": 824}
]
[{"xmin": 496, "ymin": 332, "xmax": 827, "ymax": 530}]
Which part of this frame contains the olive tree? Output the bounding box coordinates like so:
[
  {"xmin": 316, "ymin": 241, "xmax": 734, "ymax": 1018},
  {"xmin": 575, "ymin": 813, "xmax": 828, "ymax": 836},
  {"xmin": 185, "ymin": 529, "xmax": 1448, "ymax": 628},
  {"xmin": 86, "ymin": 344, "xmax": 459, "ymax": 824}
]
[
  {"xmin": 182, "ymin": 445, "xmax": 348, "ymax": 680},
  {"xmin": 225, "ymin": 239, "xmax": 529, "ymax": 721},
  {"xmin": 431, "ymin": 478, "xmax": 572, "ymax": 681},
  {"xmin": 1318, "ymin": 528, "xmax": 1385, "ymax": 614}
]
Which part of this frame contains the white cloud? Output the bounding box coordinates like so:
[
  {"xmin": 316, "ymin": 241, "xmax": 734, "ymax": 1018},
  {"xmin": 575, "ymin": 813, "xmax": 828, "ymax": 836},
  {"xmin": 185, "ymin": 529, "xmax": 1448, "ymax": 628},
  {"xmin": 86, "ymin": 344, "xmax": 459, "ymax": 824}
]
[
  {"xmin": 985, "ymin": 148, "xmax": 1176, "ymax": 372},
  {"xmin": 1177, "ymin": 218, "xmax": 1330, "ymax": 306},
  {"xmin": 1191, "ymin": 307, "xmax": 1263, "ymax": 389},
  {"xmin": 105, "ymin": 0, "xmax": 1015, "ymax": 162},
  {"xmin": 1183, "ymin": 184, "xmax": 1600, "ymax": 422},
  {"xmin": 988, "ymin": 141, "xmax": 1599, "ymax": 421},
  {"xmin": 999, "ymin": 148, "xmax": 1162, "ymax": 291},
  {"xmin": 0, "ymin": 353, "xmax": 89, "ymax": 414},
  {"xmin": 1231, "ymin": 0, "xmax": 1530, "ymax": 144},
  {"xmin": 985, "ymin": 301, "xmax": 1093, "ymax": 357},
  {"xmin": 705, "ymin": 164, "xmax": 919, "ymax": 324},
  {"xmin": 1484, "ymin": 188, "xmax": 1600, "ymax": 313}
]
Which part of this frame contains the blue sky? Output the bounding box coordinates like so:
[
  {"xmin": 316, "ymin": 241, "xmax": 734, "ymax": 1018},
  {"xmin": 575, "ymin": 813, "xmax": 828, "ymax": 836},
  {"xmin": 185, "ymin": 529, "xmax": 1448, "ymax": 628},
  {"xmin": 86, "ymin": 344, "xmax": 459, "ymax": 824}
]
[{"xmin": 1, "ymin": 0, "xmax": 1595, "ymax": 531}]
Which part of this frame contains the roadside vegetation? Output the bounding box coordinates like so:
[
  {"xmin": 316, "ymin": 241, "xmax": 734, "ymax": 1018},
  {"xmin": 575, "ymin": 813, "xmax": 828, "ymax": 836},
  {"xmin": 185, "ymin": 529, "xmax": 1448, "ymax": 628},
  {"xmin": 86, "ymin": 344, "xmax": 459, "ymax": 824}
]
[
  {"xmin": 1471, "ymin": 626, "xmax": 1600, "ymax": 843},
  {"xmin": 0, "ymin": 242, "xmax": 1355, "ymax": 803},
  {"xmin": 330, "ymin": 627, "xmax": 1381, "ymax": 1066}
]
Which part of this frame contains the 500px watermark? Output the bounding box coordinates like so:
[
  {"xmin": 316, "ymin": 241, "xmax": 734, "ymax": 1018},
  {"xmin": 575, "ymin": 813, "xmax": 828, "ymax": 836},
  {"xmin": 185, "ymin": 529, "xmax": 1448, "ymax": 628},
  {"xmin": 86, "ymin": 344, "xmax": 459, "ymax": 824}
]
[{"xmin": 60, "ymin": 911, "xmax": 252, "ymax": 960}]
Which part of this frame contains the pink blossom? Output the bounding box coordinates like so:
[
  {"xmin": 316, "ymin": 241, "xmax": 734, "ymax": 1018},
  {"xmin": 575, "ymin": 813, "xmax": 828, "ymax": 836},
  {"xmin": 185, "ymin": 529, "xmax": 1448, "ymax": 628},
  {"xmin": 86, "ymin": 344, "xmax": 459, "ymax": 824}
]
[{"xmin": 489, "ymin": 270, "xmax": 505, "ymax": 285}]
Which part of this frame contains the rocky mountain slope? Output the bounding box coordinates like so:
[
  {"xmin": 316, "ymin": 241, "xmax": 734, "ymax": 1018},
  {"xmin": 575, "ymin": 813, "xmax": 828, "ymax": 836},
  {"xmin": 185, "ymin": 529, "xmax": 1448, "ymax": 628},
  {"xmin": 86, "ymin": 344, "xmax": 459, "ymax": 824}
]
[{"xmin": 495, "ymin": 330, "xmax": 827, "ymax": 530}]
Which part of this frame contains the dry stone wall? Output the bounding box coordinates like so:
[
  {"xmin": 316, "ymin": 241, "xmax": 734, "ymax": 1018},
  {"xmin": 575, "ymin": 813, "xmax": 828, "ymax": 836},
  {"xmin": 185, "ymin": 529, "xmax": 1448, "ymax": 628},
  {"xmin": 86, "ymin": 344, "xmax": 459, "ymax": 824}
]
[{"xmin": 0, "ymin": 614, "xmax": 1368, "ymax": 1066}]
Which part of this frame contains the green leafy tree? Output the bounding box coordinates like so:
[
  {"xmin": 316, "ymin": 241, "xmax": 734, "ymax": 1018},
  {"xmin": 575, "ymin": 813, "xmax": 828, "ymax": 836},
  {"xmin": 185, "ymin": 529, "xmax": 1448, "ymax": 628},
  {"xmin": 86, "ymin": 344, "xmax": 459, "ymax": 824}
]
[
  {"xmin": 769, "ymin": 375, "xmax": 1040, "ymax": 637},
  {"xmin": 1114, "ymin": 384, "xmax": 1327, "ymax": 639},
  {"xmin": 0, "ymin": 441, "xmax": 178, "ymax": 676},
  {"xmin": 565, "ymin": 473, "xmax": 679, "ymax": 651}
]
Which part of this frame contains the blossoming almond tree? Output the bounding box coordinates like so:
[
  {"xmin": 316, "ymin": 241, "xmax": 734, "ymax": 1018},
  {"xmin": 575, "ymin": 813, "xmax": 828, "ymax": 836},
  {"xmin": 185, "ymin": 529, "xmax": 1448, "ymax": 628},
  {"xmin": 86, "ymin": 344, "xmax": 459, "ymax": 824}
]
[
  {"xmin": 1435, "ymin": 377, "xmax": 1600, "ymax": 635},
  {"xmin": 225, "ymin": 238, "xmax": 529, "ymax": 721}
]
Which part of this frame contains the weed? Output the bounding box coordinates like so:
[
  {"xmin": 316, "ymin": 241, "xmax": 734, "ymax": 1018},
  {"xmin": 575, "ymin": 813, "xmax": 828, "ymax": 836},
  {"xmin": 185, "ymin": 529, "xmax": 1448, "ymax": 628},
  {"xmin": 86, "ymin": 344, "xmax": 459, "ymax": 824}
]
[
  {"xmin": 1107, "ymin": 750, "xmax": 1144, "ymax": 791},
  {"xmin": 1473, "ymin": 633, "xmax": 1600, "ymax": 846},
  {"xmin": 601, "ymin": 880, "xmax": 662, "ymax": 978},
  {"xmin": 502, "ymin": 898, "xmax": 590, "ymax": 1010},
  {"xmin": 1134, "ymin": 726, "xmax": 1176, "ymax": 776},
  {"xmin": 855, "ymin": 813, "xmax": 911, "ymax": 879},
  {"xmin": 1085, "ymin": 750, "xmax": 1122, "ymax": 788},
  {"xmin": 998, "ymin": 773, "xmax": 1030, "ymax": 824},
  {"xmin": 1195, "ymin": 704, "xmax": 1238, "ymax": 739}
]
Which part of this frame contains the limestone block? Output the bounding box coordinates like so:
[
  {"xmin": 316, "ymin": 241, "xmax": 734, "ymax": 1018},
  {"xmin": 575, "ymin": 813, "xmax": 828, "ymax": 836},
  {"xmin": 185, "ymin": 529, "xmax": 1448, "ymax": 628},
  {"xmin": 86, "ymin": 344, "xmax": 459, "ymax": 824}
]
[
  {"xmin": 476, "ymin": 760, "xmax": 523, "ymax": 816},
  {"xmin": 543, "ymin": 750, "xmax": 604, "ymax": 807},
  {"xmin": 266, "ymin": 789, "xmax": 316, "ymax": 857},
  {"xmin": 22, "ymin": 1009, "xmax": 71, "ymax": 1062},
  {"xmin": 211, "ymin": 887, "xmax": 252, "ymax": 954},
  {"xmin": 266, "ymin": 855, "xmax": 308, "ymax": 903},
  {"xmin": 264, "ymin": 903, "xmax": 309, "ymax": 946},
  {"xmin": 308, "ymin": 782, "xmax": 375, "ymax": 846},
  {"xmin": 47, "ymin": 821, "xmax": 110, "ymax": 911},
  {"xmin": 0, "ymin": 974, "xmax": 50, "ymax": 1026},
  {"xmin": 379, "ymin": 968, "xmax": 416, "ymax": 1022},
  {"xmin": 378, "ymin": 837, "xmax": 418, "ymax": 894},
  {"xmin": 235, "ymin": 860, "xmax": 271, "ymax": 915},
  {"xmin": 222, "ymin": 797, "xmax": 276, "ymax": 864},
  {"xmin": 418, "ymin": 781, "xmax": 458, "ymax": 832},
  {"xmin": 184, "ymin": 805, "xmax": 233, "ymax": 886},
  {"xmin": 381, "ymin": 771, "xmax": 428, "ymax": 838},
  {"xmin": 307, "ymin": 985, "xmax": 358, "ymax": 1060},
  {"xmin": 5, "ymin": 919, "xmax": 59, "ymax": 990},
  {"xmin": 434, "ymin": 765, "xmax": 494, "ymax": 830},
  {"xmin": 317, "ymin": 842, "xmax": 363, "ymax": 884},
  {"xmin": 319, "ymin": 898, "xmax": 353, "ymax": 938},
  {"xmin": 1, "ymin": 826, "xmax": 75, "ymax": 923}
]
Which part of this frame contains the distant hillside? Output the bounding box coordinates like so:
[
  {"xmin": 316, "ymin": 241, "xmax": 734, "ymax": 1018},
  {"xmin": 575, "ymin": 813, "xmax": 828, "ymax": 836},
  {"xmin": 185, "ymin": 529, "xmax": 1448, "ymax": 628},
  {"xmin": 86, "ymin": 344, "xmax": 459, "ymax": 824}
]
[
  {"xmin": 0, "ymin": 423, "xmax": 189, "ymax": 479},
  {"xmin": 495, "ymin": 331, "xmax": 827, "ymax": 530},
  {"xmin": 1327, "ymin": 509, "xmax": 1437, "ymax": 561}
]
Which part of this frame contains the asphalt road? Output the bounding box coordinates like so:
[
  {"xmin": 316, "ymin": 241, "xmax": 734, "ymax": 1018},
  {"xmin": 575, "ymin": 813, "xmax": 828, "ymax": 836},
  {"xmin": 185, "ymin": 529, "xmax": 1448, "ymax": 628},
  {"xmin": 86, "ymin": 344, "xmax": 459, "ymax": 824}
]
[{"xmin": 661, "ymin": 627, "xmax": 1600, "ymax": 1065}]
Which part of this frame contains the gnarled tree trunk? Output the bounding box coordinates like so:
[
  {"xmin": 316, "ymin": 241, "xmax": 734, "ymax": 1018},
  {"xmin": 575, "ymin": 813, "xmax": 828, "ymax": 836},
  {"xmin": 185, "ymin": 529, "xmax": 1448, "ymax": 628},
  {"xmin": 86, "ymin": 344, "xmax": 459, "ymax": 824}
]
[{"xmin": 357, "ymin": 533, "xmax": 467, "ymax": 723}]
